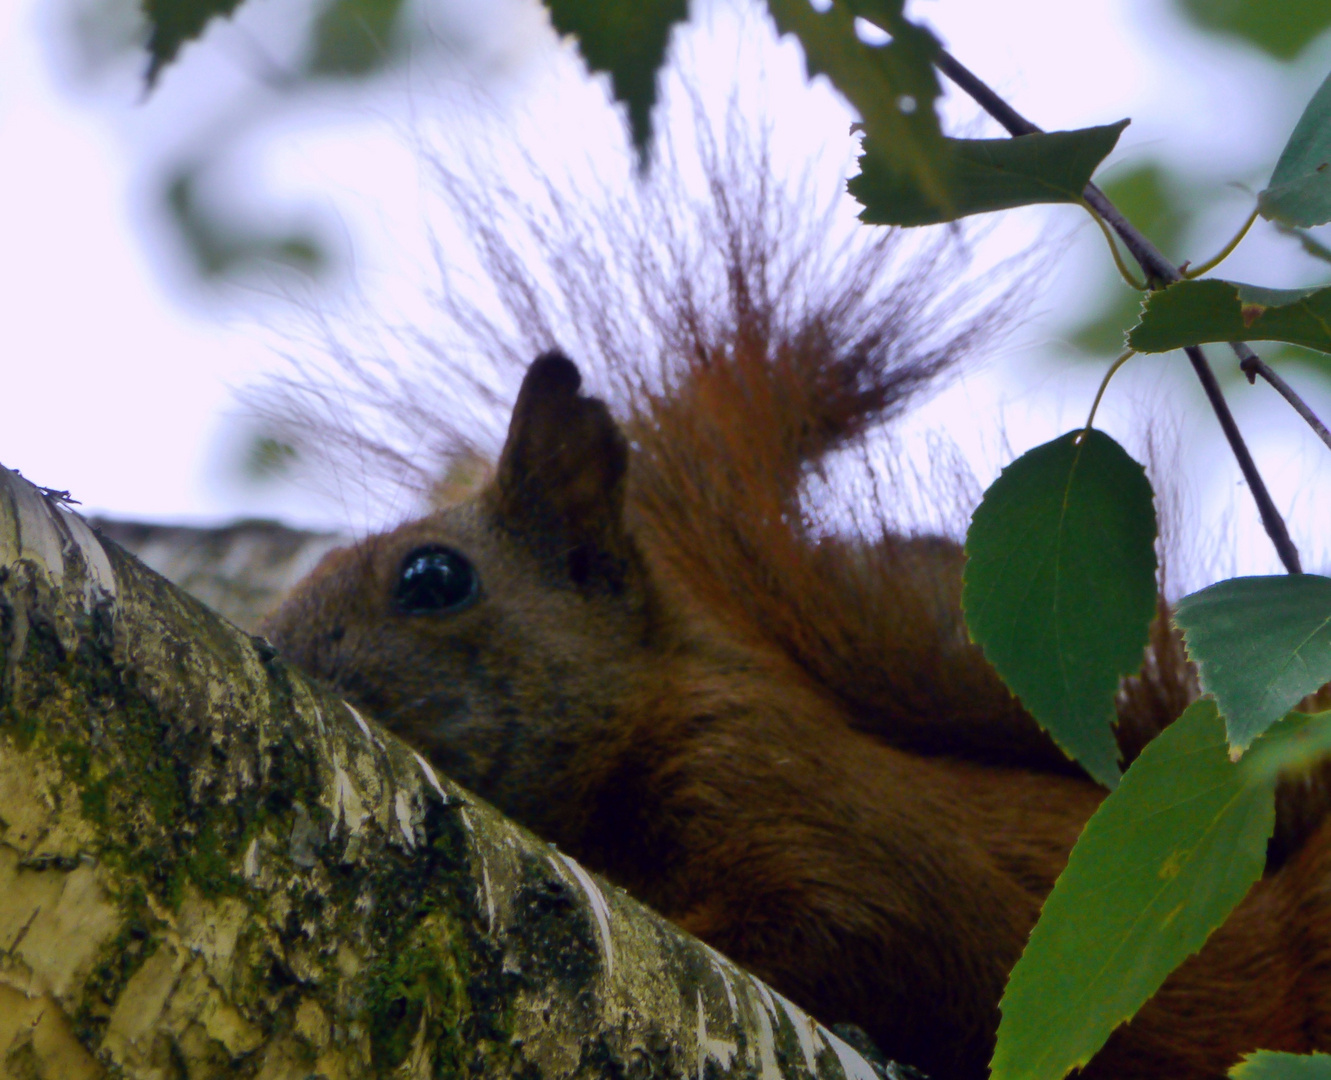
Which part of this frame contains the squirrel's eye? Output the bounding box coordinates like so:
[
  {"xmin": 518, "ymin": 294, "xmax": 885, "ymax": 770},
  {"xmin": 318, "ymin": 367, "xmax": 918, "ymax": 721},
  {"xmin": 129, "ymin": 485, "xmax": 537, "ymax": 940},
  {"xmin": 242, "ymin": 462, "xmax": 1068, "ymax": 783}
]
[{"xmin": 394, "ymin": 545, "xmax": 480, "ymax": 615}]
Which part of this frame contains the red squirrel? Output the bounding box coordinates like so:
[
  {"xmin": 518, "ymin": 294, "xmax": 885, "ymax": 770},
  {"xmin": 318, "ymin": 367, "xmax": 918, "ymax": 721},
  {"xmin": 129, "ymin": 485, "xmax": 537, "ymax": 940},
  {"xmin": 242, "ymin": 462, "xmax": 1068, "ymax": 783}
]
[{"xmin": 264, "ymin": 341, "xmax": 1331, "ymax": 1078}]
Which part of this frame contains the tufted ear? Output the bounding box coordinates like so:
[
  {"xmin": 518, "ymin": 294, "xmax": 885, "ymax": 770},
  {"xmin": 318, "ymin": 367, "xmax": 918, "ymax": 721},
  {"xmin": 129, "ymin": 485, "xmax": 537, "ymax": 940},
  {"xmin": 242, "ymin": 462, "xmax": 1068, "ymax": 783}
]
[{"xmin": 492, "ymin": 352, "xmax": 632, "ymax": 588}]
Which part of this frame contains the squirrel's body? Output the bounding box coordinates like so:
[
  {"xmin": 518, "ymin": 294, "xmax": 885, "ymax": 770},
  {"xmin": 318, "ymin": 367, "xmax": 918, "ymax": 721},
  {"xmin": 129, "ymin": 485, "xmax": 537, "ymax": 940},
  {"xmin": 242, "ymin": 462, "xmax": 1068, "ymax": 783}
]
[{"xmin": 267, "ymin": 299, "xmax": 1331, "ymax": 1075}]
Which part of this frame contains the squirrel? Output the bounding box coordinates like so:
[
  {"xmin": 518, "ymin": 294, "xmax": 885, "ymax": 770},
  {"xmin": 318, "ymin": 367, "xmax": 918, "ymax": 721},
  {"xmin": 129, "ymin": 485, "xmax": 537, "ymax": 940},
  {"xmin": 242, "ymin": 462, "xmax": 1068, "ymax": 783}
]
[
  {"xmin": 263, "ymin": 344, "xmax": 1331, "ymax": 1080},
  {"xmin": 258, "ymin": 156, "xmax": 1331, "ymax": 1074}
]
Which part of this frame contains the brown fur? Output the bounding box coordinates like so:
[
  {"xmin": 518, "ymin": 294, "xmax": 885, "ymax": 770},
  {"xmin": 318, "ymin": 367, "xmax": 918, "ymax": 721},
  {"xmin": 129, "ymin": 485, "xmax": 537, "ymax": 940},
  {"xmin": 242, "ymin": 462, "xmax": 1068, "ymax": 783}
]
[{"xmin": 265, "ymin": 342, "xmax": 1331, "ymax": 1080}]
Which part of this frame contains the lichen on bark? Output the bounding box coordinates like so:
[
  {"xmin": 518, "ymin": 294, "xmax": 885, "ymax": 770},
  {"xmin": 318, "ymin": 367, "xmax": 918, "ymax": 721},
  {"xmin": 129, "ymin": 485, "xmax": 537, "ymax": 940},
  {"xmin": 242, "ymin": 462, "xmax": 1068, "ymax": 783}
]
[{"xmin": 0, "ymin": 465, "xmax": 899, "ymax": 1080}]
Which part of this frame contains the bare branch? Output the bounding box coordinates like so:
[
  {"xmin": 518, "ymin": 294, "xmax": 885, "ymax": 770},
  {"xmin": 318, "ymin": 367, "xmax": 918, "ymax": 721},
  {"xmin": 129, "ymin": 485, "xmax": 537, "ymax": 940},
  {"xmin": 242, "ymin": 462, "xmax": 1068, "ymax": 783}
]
[
  {"xmin": 934, "ymin": 49, "xmax": 1304, "ymax": 575},
  {"xmin": 1232, "ymin": 341, "xmax": 1331, "ymax": 455}
]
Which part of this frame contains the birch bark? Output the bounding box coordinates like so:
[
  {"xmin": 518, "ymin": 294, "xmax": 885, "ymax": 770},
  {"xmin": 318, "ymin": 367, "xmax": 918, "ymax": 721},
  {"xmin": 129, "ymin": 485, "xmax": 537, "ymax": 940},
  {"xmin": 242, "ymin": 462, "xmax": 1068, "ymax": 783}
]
[{"xmin": 0, "ymin": 465, "xmax": 896, "ymax": 1080}]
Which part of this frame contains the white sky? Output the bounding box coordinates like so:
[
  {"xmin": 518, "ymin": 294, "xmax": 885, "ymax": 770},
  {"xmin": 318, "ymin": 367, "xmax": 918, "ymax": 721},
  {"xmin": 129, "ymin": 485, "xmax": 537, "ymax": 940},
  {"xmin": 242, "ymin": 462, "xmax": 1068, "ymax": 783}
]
[{"xmin": 2, "ymin": 0, "xmax": 1330, "ymax": 578}]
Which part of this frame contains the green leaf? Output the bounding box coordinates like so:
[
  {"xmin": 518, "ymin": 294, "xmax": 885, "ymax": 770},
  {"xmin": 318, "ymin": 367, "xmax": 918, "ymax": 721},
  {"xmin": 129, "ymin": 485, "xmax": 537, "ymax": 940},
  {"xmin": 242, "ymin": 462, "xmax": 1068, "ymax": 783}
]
[
  {"xmin": 544, "ymin": 0, "xmax": 688, "ymax": 164},
  {"xmin": 1174, "ymin": 575, "xmax": 1331, "ymax": 750},
  {"xmin": 766, "ymin": 0, "xmax": 952, "ymax": 215},
  {"xmin": 1232, "ymin": 1052, "xmax": 1331, "ymax": 1080},
  {"xmin": 308, "ymin": 0, "xmax": 407, "ymax": 76},
  {"xmin": 1260, "ymin": 70, "xmax": 1331, "ymax": 228},
  {"xmin": 1128, "ymin": 279, "xmax": 1331, "ymax": 355},
  {"xmin": 1175, "ymin": 0, "xmax": 1331, "ymax": 60},
  {"xmin": 1179, "ymin": 279, "xmax": 1331, "ymax": 351},
  {"xmin": 993, "ymin": 700, "xmax": 1286, "ymax": 1080},
  {"xmin": 1243, "ymin": 710, "xmax": 1331, "ymax": 788},
  {"xmin": 141, "ymin": 0, "xmax": 245, "ymax": 84},
  {"xmin": 851, "ymin": 121, "xmax": 1129, "ymax": 226},
  {"xmin": 962, "ymin": 430, "xmax": 1158, "ymax": 787}
]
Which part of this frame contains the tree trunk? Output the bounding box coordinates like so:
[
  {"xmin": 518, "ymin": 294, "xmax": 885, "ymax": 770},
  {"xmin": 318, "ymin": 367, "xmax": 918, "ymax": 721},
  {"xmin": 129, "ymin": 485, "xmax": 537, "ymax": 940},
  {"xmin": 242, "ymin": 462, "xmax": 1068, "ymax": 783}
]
[{"xmin": 0, "ymin": 465, "xmax": 895, "ymax": 1080}]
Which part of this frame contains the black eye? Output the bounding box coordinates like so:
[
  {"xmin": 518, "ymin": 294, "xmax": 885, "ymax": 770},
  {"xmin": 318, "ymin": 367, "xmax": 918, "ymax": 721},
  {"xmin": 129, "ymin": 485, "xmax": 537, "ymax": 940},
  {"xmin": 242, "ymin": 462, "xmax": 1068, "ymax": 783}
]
[{"xmin": 394, "ymin": 545, "xmax": 480, "ymax": 615}]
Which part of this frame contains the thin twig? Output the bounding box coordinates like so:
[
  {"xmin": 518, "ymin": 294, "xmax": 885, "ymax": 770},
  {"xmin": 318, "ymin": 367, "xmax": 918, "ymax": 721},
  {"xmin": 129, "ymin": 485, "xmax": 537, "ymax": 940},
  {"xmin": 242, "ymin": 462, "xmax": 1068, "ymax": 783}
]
[
  {"xmin": 934, "ymin": 51, "xmax": 1037, "ymax": 137},
  {"xmin": 1183, "ymin": 345, "xmax": 1302, "ymax": 572},
  {"xmin": 1232, "ymin": 342, "xmax": 1331, "ymax": 453},
  {"xmin": 934, "ymin": 47, "xmax": 1304, "ymax": 575}
]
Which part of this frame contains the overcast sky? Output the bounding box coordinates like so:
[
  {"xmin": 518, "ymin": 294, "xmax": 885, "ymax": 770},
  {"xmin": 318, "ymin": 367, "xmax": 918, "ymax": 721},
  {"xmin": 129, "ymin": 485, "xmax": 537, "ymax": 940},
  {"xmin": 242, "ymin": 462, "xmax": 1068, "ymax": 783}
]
[{"xmin": 3, "ymin": 0, "xmax": 1330, "ymax": 576}]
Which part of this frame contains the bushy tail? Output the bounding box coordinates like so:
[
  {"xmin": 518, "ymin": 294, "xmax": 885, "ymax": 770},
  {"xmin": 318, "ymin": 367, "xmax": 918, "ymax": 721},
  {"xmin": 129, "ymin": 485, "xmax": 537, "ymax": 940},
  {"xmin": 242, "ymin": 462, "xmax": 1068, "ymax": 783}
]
[
  {"xmin": 614, "ymin": 199, "xmax": 1096, "ymax": 771},
  {"xmin": 613, "ymin": 175, "xmax": 1203, "ymax": 776},
  {"xmin": 625, "ymin": 261, "xmax": 1331, "ymax": 871}
]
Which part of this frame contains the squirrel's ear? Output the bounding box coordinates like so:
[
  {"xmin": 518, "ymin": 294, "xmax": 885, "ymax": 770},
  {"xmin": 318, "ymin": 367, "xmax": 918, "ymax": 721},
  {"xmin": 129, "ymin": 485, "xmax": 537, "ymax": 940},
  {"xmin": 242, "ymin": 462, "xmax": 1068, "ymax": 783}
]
[{"xmin": 492, "ymin": 352, "xmax": 632, "ymax": 588}]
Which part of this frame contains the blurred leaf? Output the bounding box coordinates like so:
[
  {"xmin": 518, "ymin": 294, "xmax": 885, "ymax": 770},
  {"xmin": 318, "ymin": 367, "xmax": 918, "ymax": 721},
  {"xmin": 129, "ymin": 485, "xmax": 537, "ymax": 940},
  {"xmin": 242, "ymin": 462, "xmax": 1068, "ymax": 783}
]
[
  {"xmin": 141, "ymin": 0, "xmax": 244, "ymax": 84},
  {"xmin": 167, "ymin": 167, "xmax": 327, "ymax": 280},
  {"xmin": 66, "ymin": 0, "xmax": 152, "ymax": 82},
  {"xmin": 1260, "ymin": 70, "xmax": 1331, "ymax": 228},
  {"xmin": 993, "ymin": 699, "xmax": 1286, "ymax": 1080},
  {"xmin": 1232, "ymin": 1052, "xmax": 1331, "ymax": 1080},
  {"xmin": 1070, "ymin": 163, "xmax": 1190, "ymax": 355},
  {"xmin": 544, "ymin": 0, "xmax": 689, "ymax": 164},
  {"xmin": 1070, "ymin": 286, "xmax": 1143, "ymax": 354},
  {"xmin": 1175, "ymin": 574, "xmax": 1331, "ymax": 750},
  {"xmin": 1175, "ymin": 0, "xmax": 1331, "ymax": 60},
  {"xmin": 1100, "ymin": 163, "xmax": 1191, "ymax": 259},
  {"xmin": 308, "ymin": 0, "xmax": 407, "ymax": 76},
  {"xmin": 1275, "ymin": 222, "xmax": 1331, "ymax": 265},
  {"xmin": 767, "ymin": 0, "xmax": 952, "ymax": 215},
  {"xmin": 962, "ymin": 430, "xmax": 1158, "ymax": 788},
  {"xmin": 1129, "ymin": 279, "xmax": 1331, "ymax": 354},
  {"xmin": 1243, "ymin": 710, "xmax": 1331, "ymax": 787},
  {"xmin": 243, "ymin": 436, "xmax": 300, "ymax": 482},
  {"xmin": 851, "ymin": 121, "xmax": 1128, "ymax": 226}
]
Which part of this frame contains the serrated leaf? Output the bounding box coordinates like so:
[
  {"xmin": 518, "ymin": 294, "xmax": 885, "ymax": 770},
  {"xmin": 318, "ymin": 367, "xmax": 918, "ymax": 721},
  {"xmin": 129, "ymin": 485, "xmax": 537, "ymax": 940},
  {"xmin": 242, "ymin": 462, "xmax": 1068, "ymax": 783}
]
[
  {"xmin": 1176, "ymin": 0, "xmax": 1331, "ymax": 60},
  {"xmin": 962, "ymin": 430, "xmax": 1158, "ymax": 787},
  {"xmin": 851, "ymin": 120, "xmax": 1128, "ymax": 226},
  {"xmin": 1232, "ymin": 1053, "xmax": 1331, "ymax": 1080},
  {"xmin": 766, "ymin": 0, "xmax": 952, "ymax": 214},
  {"xmin": 544, "ymin": 0, "xmax": 688, "ymax": 164},
  {"xmin": 308, "ymin": 0, "xmax": 407, "ymax": 76},
  {"xmin": 993, "ymin": 699, "xmax": 1289, "ymax": 1080},
  {"xmin": 1128, "ymin": 279, "xmax": 1331, "ymax": 355},
  {"xmin": 142, "ymin": 0, "xmax": 245, "ymax": 84},
  {"xmin": 1260, "ymin": 70, "xmax": 1331, "ymax": 228},
  {"xmin": 1174, "ymin": 575, "xmax": 1331, "ymax": 750}
]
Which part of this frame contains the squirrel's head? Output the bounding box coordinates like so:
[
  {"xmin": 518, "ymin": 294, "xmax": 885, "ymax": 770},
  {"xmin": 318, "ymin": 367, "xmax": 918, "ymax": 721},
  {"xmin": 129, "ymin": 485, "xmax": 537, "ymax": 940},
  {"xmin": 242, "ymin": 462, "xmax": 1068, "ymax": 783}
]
[{"xmin": 263, "ymin": 352, "xmax": 662, "ymax": 828}]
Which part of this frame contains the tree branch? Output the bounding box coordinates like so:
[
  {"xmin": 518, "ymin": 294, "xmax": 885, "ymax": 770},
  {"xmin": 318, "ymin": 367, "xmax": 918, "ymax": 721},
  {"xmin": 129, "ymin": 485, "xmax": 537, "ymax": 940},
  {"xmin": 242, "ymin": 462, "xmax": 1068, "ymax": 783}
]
[
  {"xmin": 933, "ymin": 49, "xmax": 1304, "ymax": 575},
  {"xmin": 0, "ymin": 464, "xmax": 896, "ymax": 1080},
  {"xmin": 1231, "ymin": 341, "xmax": 1331, "ymax": 454},
  {"xmin": 1180, "ymin": 345, "xmax": 1302, "ymax": 572}
]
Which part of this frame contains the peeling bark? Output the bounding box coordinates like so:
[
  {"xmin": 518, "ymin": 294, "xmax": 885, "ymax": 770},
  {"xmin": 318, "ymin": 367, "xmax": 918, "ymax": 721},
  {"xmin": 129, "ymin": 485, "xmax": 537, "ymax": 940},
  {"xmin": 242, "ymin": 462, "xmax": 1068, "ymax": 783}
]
[{"xmin": 0, "ymin": 466, "xmax": 901, "ymax": 1080}]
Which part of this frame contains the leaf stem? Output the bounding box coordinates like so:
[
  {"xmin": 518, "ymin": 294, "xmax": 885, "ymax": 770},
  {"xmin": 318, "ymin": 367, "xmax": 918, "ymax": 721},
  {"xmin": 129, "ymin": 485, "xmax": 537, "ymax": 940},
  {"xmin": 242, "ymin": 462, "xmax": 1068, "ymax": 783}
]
[
  {"xmin": 1081, "ymin": 203, "xmax": 1147, "ymax": 290},
  {"xmin": 1083, "ymin": 349, "xmax": 1137, "ymax": 433},
  {"xmin": 934, "ymin": 48, "xmax": 1303, "ymax": 575},
  {"xmin": 1182, "ymin": 209, "xmax": 1259, "ymax": 279}
]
